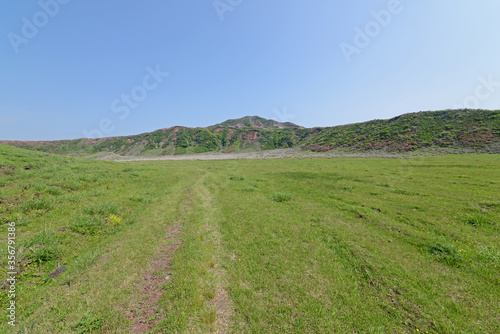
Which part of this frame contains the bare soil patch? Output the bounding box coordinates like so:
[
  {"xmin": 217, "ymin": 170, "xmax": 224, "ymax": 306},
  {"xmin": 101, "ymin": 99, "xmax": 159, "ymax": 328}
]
[
  {"xmin": 128, "ymin": 227, "xmax": 182, "ymax": 333},
  {"xmin": 97, "ymin": 148, "xmax": 412, "ymax": 162}
]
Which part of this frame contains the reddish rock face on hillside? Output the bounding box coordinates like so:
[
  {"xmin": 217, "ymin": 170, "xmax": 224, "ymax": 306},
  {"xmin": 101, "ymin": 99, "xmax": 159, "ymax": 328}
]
[{"xmin": 240, "ymin": 131, "xmax": 260, "ymax": 144}]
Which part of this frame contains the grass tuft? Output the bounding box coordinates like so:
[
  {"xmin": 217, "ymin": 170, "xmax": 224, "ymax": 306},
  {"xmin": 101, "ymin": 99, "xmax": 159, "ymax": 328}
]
[
  {"xmin": 203, "ymin": 289, "xmax": 215, "ymax": 300},
  {"xmin": 426, "ymin": 243, "xmax": 463, "ymax": 267},
  {"xmin": 477, "ymin": 246, "xmax": 500, "ymax": 266},
  {"xmin": 46, "ymin": 186, "xmax": 63, "ymax": 195},
  {"xmin": 129, "ymin": 195, "xmax": 152, "ymax": 204},
  {"xmin": 460, "ymin": 214, "xmax": 488, "ymax": 227},
  {"xmin": 202, "ymin": 309, "xmax": 217, "ymax": 325},
  {"xmin": 72, "ymin": 314, "xmax": 104, "ymax": 334},
  {"xmin": 393, "ymin": 189, "xmax": 419, "ymax": 195},
  {"xmin": 270, "ymin": 193, "xmax": 292, "ymax": 202},
  {"xmin": 83, "ymin": 202, "xmax": 119, "ymax": 216},
  {"xmin": 69, "ymin": 215, "xmax": 104, "ymax": 236},
  {"xmin": 22, "ymin": 199, "xmax": 53, "ymax": 212},
  {"xmin": 24, "ymin": 230, "xmax": 60, "ymax": 264}
]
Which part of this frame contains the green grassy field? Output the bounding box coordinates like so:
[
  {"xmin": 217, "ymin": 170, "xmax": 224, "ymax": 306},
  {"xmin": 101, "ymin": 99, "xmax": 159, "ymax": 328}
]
[{"xmin": 0, "ymin": 144, "xmax": 499, "ymax": 333}]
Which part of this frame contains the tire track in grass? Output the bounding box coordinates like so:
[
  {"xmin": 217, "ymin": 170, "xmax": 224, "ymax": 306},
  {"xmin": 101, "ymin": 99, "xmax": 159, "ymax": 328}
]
[
  {"xmin": 195, "ymin": 171, "xmax": 233, "ymax": 333},
  {"xmin": 117, "ymin": 172, "xmax": 193, "ymax": 333},
  {"xmin": 127, "ymin": 177, "xmax": 198, "ymax": 332},
  {"xmin": 154, "ymin": 171, "xmax": 233, "ymax": 333},
  {"xmin": 129, "ymin": 225, "xmax": 183, "ymax": 333}
]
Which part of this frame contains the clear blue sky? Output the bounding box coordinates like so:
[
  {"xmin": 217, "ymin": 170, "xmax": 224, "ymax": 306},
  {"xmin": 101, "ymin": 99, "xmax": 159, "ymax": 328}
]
[{"xmin": 1, "ymin": 0, "xmax": 500, "ymax": 140}]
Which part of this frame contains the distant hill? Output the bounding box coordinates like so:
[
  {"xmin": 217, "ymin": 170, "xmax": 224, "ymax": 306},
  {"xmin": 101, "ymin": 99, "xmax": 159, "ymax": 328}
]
[
  {"xmin": 207, "ymin": 116, "xmax": 303, "ymax": 130},
  {"xmin": 1, "ymin": 110, "xmax": 499, "ymax": 156},
  {"xmin": 306, "ymin": 109, "xmax": 500, "ymax": 152}
]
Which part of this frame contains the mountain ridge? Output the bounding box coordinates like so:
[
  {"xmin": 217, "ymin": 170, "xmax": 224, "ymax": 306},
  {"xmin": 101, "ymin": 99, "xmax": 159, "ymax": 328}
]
[
  {"xmin": 1, "ymin": 110, "xmax": 499, "ymax": 156},
  {"xmin": 207, "ymin": 115, "xmax": 303, "ymax": 130}
]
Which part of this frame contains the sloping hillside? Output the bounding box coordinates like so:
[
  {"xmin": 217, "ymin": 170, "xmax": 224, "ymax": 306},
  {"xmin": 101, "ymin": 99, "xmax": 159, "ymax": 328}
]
[
  {"xmin": 0, "ymin": 116, "xmax": 311, "ymax": 156},
  {"xmin": 1, "ymin": 110, "xmax": 499, "ymax": 156},
  {"xmin": 306, "ymin": 109, "xmax": 499, "ymax": 152}
]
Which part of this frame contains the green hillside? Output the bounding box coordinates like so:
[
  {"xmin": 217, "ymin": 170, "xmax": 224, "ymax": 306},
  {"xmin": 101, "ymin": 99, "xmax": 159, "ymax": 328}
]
[
  {"xmin": 307, "ymin": 109, "xmax": 500, "ymax": 152},
  {"xmin": 1, "ymin": 110, "xmax": 499, "ymax": 156}
]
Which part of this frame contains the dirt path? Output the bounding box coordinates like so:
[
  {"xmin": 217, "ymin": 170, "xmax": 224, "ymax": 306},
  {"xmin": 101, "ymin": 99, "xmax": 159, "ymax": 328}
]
[
  {"xmin": 128, "ymin": 225, "xmax": 183, "ymax": 333},
  {"xmin": 127, "ymin": 171, "xmax": 233, "ymax": 333}
]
